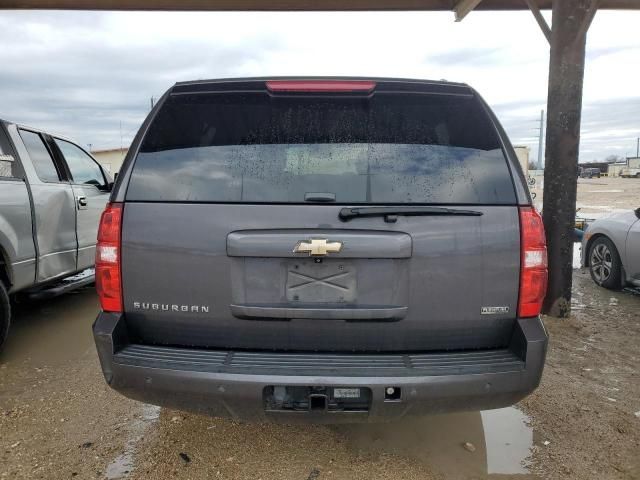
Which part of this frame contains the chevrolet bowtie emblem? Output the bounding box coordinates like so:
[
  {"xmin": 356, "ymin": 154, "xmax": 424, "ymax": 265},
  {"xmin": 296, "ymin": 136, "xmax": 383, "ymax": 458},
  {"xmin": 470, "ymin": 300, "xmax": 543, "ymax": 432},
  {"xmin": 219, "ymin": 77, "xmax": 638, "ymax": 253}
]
[{"xmin": 293, "ymin": 238, "xmax": 343, "ymax": 256}]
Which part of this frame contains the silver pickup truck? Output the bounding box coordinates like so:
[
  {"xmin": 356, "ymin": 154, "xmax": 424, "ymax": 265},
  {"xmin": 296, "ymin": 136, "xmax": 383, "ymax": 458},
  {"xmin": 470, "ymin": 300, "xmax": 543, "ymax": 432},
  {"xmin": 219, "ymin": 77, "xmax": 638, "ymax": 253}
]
[{"xmin": 0, "ymin": 119, "xmax": 111, "ymax": 351}]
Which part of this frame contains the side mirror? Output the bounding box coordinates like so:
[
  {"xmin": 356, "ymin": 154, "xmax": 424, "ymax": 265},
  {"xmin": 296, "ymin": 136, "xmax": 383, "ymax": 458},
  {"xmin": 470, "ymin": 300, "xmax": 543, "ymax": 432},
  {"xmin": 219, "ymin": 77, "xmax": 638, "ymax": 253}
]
[
  {"xmin": 635, "ymin": 207, "xmax": 640, "ymax": 219},
  {"xmin": 97, "ymin": 181, "xmax": 113, "ymax": 192},
  {"xmin": 104, "ymin": 172, "xmax": 118, "ymax": 192}
]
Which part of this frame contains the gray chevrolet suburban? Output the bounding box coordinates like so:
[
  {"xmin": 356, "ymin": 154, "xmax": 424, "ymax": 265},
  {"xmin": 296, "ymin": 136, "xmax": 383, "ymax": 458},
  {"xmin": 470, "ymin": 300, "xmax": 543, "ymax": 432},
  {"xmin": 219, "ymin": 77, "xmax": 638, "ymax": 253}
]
[
  {"xmin": 93, "ymin": 78, "xmax": 548, "ymax": 422},
  {"xmin": 0, "ymin": 119, "xmax": 111, "ymax": 351}
]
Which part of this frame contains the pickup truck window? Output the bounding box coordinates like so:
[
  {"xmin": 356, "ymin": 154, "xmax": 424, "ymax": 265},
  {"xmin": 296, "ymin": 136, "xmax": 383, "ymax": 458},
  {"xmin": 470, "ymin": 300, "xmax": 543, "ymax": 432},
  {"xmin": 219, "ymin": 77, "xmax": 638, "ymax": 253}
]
[
  {"xmin": 0, "ymin": 127, "xmax": 16, "ymax": 177},
  {"xmin": 55, "ymin": 139, "xmax": 105, "ymax": 187},
  {"xmin": 19, "ymin": 130, "xmax": 62, "ymax": 183}
]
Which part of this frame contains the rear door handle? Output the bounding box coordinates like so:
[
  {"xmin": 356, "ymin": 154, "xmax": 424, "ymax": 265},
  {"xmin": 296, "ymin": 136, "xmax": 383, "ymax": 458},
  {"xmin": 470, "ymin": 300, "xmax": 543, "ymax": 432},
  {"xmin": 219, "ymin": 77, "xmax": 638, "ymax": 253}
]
[{"xmin": 77, "ymin": 196, "xmax": 88, "ymax": 210}]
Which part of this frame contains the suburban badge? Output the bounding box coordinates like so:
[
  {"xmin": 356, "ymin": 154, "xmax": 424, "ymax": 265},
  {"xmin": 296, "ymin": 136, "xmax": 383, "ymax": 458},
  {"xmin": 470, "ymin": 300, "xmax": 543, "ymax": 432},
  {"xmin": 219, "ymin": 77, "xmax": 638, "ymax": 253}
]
[{"xmin": 133, "ymin": 301, "xmax": 210, "ymax": 313}]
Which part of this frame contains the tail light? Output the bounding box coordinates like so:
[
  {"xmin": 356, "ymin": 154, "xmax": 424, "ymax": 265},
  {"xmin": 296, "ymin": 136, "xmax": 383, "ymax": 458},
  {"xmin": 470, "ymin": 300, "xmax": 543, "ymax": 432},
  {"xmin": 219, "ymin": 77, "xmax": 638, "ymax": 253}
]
[
  {"xmin": 518, "ymin": 206, "xmax": 548, "ymax": 317},
  {"xmin": 96, "ymin": 203, "xmax": 123, "ymax": 312},
  {"xmin": 266, "ymin": 80, "xmax": 376, "ymax": 93}
]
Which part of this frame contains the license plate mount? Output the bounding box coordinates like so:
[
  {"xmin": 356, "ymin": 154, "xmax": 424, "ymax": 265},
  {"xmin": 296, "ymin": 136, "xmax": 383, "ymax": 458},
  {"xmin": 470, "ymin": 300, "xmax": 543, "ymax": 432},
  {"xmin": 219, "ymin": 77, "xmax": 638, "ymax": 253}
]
[
  {"xmin": 286, "ymin": 260, "xmax": 356, "ymax": 303},
  {"xmin": 264, "ymin": 386, "xmax": 371, "ymax": 412}
]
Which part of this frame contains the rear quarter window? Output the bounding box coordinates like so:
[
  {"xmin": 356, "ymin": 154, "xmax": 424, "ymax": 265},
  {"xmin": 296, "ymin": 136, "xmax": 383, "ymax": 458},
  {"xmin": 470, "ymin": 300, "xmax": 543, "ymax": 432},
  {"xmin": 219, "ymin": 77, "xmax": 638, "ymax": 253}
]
[
  {"xmin": 126, "ymin": 90, "xmax": 516, "ymax": 205},
  {"xmin": 0, "ymin": 126, "xmax": 18, "ymax": 178},
  {"xmin": 19, "ymin": 130, "xmax": 62, "ymax": 183}
]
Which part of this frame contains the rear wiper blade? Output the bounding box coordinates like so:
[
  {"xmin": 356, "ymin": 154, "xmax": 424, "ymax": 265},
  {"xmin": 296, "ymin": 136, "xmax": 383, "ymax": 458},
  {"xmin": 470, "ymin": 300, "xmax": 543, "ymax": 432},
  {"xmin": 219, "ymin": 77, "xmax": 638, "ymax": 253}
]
[{"xmin": 339, "ymin": 206, "xmax": 483, "ymax": 222}]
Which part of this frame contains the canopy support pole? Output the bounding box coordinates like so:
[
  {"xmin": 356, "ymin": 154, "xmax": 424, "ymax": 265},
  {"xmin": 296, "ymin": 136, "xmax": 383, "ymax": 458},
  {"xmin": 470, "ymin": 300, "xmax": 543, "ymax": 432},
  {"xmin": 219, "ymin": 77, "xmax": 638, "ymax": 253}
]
[{"xmin": 542, "ymin": 0, "xmax": 599, "ymax": 317}]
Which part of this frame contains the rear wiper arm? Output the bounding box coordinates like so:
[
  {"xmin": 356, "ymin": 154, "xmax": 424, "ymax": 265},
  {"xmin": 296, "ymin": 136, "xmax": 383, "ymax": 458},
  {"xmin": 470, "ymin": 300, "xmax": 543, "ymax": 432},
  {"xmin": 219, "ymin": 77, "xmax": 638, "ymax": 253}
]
[{"xmin": 339, "ymin": 206, "xmax": 483, "ymax": 222}]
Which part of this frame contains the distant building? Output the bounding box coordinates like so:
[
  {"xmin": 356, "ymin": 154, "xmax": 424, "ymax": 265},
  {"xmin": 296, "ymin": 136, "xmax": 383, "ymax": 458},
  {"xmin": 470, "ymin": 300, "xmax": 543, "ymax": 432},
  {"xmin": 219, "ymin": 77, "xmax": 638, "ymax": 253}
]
[
  {"xmin": 513, "ymin": 145, "xmax": 531, "ymax": 173},
  {"xmin": 606, "ymin": 157, "xmax": 640, "ymax": 177},
  {"xmin": 91, "ymin": 147, "xmax": 128, "ymax": 174},
  {"xmin": 607, "ymin": 162, "xmax": 628, "ymax": 177}
]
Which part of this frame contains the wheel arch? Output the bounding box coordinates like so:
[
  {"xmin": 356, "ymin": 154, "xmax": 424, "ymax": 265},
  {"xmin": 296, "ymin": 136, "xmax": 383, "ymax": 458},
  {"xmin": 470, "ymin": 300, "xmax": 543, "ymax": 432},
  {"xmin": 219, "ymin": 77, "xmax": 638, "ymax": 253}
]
[
  {"xmin": 584, "ymin": 231, "xmax": 624, "ymax": 268},
  {"xmin": 0, "ymin": 244, "xmax": 11, "ymax": 290},
  {"xmin": 0, "ymin": 244, "xmax": 10, "ymax": 352}
]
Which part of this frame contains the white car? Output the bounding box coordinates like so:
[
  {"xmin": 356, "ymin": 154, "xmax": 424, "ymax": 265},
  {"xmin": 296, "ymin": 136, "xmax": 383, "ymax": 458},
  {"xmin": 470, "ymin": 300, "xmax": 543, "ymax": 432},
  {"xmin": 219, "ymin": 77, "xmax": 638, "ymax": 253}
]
[
  {"xmin": 620, "ymin": 168, "xmax": 640, "ymax": 178},
  {"xmin": 582, "ymin": 209, "xmax": 640, "ymax": 289}
]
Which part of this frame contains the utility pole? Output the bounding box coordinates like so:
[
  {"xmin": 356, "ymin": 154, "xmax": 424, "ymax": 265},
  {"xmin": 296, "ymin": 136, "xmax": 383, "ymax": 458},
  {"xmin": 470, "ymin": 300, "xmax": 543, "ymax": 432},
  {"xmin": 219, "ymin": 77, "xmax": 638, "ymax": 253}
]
[
  {"xmin": 150, "ymin": 96, "xmax": 155, "ymax": 111},
  {"xmin": 537, "ymin": 110, "xmax": 544, "ymax": 170},
  {"xmin": 542, "ymin": 0, "xmax": 599, "ymax": 318}
]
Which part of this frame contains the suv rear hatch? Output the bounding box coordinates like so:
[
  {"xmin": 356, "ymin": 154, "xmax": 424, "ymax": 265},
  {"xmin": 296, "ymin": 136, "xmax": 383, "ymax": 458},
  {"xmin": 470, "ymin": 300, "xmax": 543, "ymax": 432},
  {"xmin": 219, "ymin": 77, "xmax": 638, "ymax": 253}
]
[{"xmin": 118, "ymin": 78, "xmax": 524, "ymax": 352}]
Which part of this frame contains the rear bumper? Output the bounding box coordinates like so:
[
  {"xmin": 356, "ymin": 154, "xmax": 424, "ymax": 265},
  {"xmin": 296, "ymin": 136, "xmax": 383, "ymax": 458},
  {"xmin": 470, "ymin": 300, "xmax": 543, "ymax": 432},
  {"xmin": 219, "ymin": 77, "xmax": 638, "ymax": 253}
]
[{"xmin": 93, "ymin": 313, "xmax": 547, "ymax": 423}]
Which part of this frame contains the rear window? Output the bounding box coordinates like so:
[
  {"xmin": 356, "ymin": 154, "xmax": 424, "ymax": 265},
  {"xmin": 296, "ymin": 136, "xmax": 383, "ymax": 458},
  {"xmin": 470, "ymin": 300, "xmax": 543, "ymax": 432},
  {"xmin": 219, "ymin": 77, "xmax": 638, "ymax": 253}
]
[{"xmin": 127, "ymin": 90, "xmax": 516, "ymax": 204}]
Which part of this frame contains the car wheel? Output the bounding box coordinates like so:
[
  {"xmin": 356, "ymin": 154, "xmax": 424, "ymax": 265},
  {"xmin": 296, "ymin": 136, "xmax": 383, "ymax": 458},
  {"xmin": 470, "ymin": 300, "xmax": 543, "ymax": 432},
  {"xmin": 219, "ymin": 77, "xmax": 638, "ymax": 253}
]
[
  {"xmin": 0, "ymin": 280, "xmax": 10, "ymax": 353},
  {"xmin": 588, "ymin": 237, "xmax": 622, "ymax": 290}
]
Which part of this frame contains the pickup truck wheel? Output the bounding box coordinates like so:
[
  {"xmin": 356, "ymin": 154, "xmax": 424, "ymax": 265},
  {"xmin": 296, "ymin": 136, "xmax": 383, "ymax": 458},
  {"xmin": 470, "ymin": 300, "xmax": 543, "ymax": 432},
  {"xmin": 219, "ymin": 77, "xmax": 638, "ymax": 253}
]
[
  {"xmin": 588, "ymin": 237, "xmax": 622, "ymax": 290},
  {"xmin": 0, "ymin": 281, "xmax": 9, "ymax": 353}
]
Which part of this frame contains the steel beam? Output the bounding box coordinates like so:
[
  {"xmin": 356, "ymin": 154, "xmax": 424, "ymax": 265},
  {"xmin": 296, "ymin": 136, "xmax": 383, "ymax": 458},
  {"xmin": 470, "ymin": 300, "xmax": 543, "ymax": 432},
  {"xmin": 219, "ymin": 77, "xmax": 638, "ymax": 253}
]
[
  {"xmin": 454, "ymin": 0, "xmax": 484, "ymax": 21},
  {"xmin": 1, "ymin": 0, "xmax": 639, "ymax": 11},
  {"xmin": 524, "ymin": 0, "xmax": 552, "ymax": 44}
]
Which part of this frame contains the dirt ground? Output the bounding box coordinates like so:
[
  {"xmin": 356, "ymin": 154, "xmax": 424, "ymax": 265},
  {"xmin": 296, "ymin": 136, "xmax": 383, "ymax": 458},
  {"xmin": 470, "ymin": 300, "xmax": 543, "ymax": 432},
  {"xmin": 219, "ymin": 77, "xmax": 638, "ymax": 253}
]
[
  {"xmin": 1, "ymin": 275, "xmax": 638, "ymax": 480},
  {"xmin": 531, "ymin": 175, "xmax": 640, "ymax": 215},
  {"xmin": 1, "ymin": 177, "xmax": 639, "ymax": 480},
  {"xmin": 521, "ymin": 273, "xmax": 640, "ymax": 480}
]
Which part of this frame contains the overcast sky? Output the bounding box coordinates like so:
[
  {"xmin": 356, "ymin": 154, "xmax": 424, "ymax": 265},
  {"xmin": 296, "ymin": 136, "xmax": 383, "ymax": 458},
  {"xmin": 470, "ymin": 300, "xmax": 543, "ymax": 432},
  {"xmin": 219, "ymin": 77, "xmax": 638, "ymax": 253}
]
[{"xmin": 0, "ymin": 9, "xmax": 639, "ymax": 162}]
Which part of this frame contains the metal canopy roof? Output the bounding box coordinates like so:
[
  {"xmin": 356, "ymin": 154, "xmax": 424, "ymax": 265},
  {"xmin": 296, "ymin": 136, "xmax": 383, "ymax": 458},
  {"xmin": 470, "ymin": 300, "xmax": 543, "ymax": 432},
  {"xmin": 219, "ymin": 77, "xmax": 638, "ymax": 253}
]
[{"xmin": 3, "ymin": 0, "xmax": 639, "ymax": 11}]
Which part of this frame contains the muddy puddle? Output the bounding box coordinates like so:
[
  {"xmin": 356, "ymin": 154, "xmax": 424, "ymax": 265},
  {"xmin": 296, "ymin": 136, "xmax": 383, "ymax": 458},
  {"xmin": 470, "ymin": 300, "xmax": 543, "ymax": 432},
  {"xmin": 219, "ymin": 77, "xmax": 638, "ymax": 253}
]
[
  {"xmin": 572, "ymin": 268, "xmax": 640, "ymax": 309},
  {"xmin": 121, "ymin": 405, "xmax": 539, "ymax": 479},
  {"xmin": 105, "ymin": 404, "xmax": 161, "ymax": 479},
  {"xmin": 333, "ymin": 407, "xmax": 536, "ymax": 479},
  {"xmin": 0, "ymin": 285, "xmax": 98, "ymax": 366}
]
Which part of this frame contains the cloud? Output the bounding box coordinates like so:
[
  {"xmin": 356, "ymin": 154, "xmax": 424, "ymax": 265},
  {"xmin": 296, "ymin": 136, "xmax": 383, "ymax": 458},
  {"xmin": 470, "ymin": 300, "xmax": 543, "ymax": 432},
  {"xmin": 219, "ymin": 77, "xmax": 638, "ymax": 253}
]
[
  {"xmin": 0, "ymin": 9, "xmax": 638, "ymax": 162},
  {"xmin": 0, "ymin": 11, "xmax": 284, "ymax": 148},
  {"xmin": 427, "ymin": 47, "xmax": 507, "ymax": 67}
]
